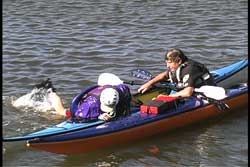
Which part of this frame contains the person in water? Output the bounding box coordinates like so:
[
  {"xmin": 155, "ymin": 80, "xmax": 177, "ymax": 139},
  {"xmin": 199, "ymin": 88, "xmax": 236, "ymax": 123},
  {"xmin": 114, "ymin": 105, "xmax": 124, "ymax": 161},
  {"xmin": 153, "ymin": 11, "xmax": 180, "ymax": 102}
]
[
  {"xmin": 48, "ymin": 84, "xmax": 131, "ymax": 121},
  {"xmin": 138, "ymin": 48, "xmax": 215, "ymax": 98}
]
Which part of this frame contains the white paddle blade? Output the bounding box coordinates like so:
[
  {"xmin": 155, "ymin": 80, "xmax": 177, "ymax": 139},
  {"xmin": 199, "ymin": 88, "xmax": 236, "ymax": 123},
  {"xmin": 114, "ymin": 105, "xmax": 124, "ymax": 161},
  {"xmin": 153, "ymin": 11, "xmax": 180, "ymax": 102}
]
[
  {"xmin": 194, "ymin": 85, "xmax": 228, "ymax": 100},
  {"xmin": 97, "ymin": 73, "xmax": 124, "ymax": 86}
]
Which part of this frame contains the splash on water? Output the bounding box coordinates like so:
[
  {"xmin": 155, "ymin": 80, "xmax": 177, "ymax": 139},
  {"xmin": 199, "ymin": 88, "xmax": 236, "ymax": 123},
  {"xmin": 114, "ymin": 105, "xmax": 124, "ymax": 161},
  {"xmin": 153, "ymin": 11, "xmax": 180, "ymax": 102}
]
[
  {"xmin": 9, "ymin": 78, "xmax": 58, "ymax": 112},
  {"xmin": 12, "ymin": 87, "xmax": 54, "ymax": 112}
]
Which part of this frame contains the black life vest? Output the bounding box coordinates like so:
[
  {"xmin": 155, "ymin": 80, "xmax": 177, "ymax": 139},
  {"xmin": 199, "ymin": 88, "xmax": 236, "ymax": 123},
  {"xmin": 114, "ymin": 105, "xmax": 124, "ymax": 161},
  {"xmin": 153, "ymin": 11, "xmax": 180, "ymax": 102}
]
[{"xmin": 168, "ymin": 60, "xmax": 215, "ymax": 90}]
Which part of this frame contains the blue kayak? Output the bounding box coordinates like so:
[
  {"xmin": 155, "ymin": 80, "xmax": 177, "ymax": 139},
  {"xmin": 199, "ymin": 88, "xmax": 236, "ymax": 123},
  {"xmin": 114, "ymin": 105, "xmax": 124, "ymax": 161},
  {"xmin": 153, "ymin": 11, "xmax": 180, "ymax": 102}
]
[
  {"xmin": 26, "ymin": 77, "xmax": 247, "ymax": 154},
  {"xmin": 2, "ymin": 58, "xmax": 248, "ymax": 149}
]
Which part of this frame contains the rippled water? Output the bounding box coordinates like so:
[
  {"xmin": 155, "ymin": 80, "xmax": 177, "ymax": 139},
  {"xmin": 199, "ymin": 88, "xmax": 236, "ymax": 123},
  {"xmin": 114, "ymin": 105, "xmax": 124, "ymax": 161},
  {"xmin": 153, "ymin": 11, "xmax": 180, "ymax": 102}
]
[{"xmin": 3, "ymin": 0, "xmax": 248, "ymax": 166}]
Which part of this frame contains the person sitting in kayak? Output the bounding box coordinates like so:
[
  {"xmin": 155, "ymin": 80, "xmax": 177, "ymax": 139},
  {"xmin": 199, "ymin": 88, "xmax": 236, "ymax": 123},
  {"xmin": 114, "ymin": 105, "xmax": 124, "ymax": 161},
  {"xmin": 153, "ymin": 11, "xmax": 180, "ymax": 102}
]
[
  {"xmin": 48, "ymin": 84, "xmax": 131, "ymax": 122},
  {"xmin": 138, "ymin": 48, "xmax": 215, "ymax": 98}
]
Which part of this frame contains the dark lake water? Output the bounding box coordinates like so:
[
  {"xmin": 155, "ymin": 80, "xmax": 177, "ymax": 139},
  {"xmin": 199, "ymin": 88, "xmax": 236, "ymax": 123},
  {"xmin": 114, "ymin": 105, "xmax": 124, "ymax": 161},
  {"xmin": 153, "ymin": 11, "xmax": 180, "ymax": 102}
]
[{"xmin": 3, "ymin": 0, "xmax": 248, "ymax": 166}]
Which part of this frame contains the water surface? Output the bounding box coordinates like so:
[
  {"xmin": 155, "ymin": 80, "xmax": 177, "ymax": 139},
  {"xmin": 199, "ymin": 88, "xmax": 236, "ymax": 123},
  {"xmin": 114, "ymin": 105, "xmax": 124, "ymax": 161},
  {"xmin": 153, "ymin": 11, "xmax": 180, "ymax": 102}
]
[{"xmin": 3, "ymin": 0, "xmax": 248, "ymax": 166}]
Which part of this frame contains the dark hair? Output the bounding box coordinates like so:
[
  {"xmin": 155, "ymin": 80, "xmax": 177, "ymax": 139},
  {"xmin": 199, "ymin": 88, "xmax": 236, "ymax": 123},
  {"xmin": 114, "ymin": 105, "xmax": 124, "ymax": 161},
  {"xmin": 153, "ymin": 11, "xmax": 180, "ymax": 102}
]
[{"xmin": 165, "ymin": 48, "xmax": 188, "ymax": 63}]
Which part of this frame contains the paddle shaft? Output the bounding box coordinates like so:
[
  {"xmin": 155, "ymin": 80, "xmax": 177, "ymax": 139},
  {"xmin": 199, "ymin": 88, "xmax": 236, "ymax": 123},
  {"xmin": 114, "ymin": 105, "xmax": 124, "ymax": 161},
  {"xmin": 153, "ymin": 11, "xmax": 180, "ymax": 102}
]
[{"xmin": 123, "ymin": 81, "xmax": 143, "ymax": 86}]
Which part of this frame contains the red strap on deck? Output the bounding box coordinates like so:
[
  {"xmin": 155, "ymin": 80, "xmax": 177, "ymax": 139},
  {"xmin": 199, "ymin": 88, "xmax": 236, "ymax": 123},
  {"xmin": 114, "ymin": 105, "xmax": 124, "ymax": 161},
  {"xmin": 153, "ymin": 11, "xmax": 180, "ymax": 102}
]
[{"xmin": 156, "ymin": 95, "xmax": 178, "ymax": 102}]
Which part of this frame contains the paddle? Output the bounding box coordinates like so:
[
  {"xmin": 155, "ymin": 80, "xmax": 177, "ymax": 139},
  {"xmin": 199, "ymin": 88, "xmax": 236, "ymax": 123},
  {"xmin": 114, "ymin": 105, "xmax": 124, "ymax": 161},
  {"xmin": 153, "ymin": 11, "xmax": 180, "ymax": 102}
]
[
  {"xmin": 98, "ymin": 72, "xmax": 174, "ymax": 91},
  {"xmin": 98, "ymin": 72, "xmax": 227, "ymax": 99},
  {"xmin": 98, "ymin": 73, "xmax": 143, "ymax": 86},
  {"xmin": 131, "ymin": 68, "xmax": 153, "ymax": 80}
]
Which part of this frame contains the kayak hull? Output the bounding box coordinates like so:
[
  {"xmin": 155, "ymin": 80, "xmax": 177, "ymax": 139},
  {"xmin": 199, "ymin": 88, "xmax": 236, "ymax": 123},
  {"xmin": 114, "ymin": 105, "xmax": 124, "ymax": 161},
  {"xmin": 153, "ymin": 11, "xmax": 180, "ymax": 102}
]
[{"xmin": 28, "ymin": 91, "xmax": 248, "ymax": 154}]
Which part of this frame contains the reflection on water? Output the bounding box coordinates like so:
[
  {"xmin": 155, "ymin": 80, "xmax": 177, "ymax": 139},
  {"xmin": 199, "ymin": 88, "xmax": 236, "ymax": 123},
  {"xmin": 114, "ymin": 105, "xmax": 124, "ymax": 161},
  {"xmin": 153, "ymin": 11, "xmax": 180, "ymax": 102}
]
[{"xmin": 3, "ymin": 0, "xmax": 248, "ymax": 166}]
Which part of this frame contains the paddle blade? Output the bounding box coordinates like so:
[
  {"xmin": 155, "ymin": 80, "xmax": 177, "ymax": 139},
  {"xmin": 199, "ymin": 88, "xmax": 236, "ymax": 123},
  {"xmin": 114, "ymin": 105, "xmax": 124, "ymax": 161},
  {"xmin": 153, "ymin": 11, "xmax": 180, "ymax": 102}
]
[
  {"xmin": 131, "ymin": 69, "xmax": 153, "ymax": 80},
  {"xmin": 194, "ymin": 85, "xmax": 227, "ymax": 100},
  {"xmin": 97, "ymin": 73, "xmax": 124, "ymax": 86}
]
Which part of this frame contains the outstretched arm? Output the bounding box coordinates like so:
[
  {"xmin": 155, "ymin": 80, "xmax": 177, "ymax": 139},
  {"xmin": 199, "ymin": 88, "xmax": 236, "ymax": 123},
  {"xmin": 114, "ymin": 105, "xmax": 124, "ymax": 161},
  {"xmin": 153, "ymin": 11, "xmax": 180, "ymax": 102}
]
[{"xmin": 138, "ymin": 71, "xmax": 168, "ymax": 94}]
